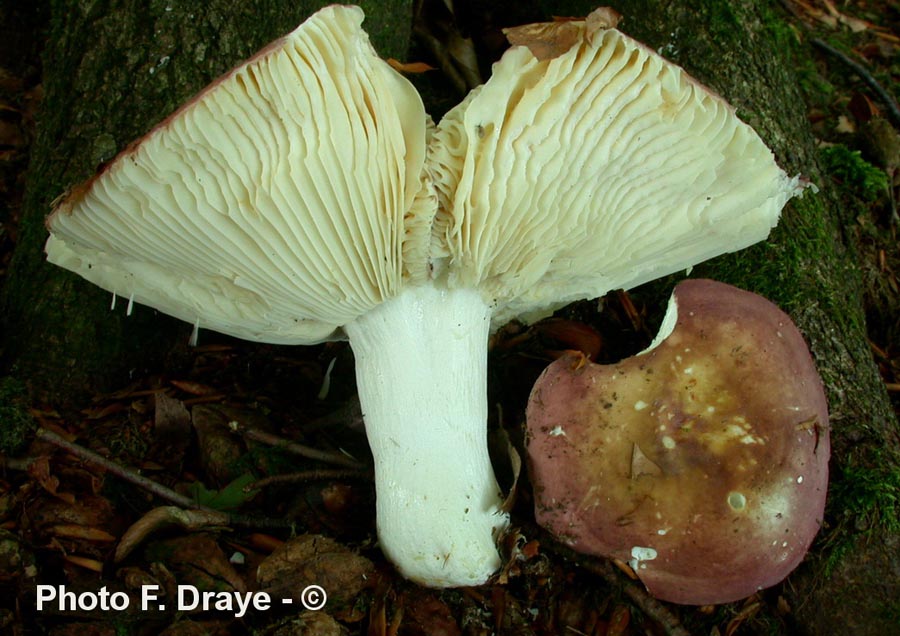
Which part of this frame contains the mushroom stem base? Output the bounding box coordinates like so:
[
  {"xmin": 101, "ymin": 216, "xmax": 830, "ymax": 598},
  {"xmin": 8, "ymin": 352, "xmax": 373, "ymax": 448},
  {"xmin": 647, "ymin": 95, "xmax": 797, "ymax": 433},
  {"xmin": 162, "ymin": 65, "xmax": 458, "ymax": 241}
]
[{"xmin": 345, "ymin": 285, "xmax": 508, "ymax": 587}]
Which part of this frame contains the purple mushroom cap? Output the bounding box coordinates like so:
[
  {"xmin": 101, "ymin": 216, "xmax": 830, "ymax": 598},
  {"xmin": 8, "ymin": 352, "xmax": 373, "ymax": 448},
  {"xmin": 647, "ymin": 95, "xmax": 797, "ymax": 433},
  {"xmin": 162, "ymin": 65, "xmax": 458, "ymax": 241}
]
[{"xmin": 526, "ymin": 279, "xmax": 829, "ymax": 605}]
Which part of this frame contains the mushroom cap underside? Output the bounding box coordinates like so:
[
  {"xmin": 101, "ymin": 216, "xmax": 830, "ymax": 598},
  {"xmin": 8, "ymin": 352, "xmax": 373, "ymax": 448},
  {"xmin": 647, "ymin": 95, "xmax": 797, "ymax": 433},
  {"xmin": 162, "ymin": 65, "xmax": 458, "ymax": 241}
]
[
  {"xmin": 45, "ymin": 4, "xmax": 429, "ymax": 344},
  {"xmin": 427, "ymin": 15, "xmax": 805, "ymax": 326},
  {"xmin": 46, "ymin": 6, "xmax": 805, "ymax": 341}
]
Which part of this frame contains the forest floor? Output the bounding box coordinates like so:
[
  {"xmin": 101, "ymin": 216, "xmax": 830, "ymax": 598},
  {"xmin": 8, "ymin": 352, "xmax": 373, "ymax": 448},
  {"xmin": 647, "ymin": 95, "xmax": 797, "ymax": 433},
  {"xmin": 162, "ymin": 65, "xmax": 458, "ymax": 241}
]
[{"xmin": 0, "ymin": 1, "xmax": 898, "ymax": 635}]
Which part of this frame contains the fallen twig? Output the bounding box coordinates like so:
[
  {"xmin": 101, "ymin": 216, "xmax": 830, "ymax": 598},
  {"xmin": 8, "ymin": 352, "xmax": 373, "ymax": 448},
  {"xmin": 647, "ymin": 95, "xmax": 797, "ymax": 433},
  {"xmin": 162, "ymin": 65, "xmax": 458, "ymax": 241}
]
[
  {"xmin": 35, "ymin": 428, "xmax": 290, "ymax": 529},
  {"xmin": 579, "ymin": 557, "xmax": 693, "ymax": 636},
  {"xmin": 228, "ymin": 420, "xmax": 366, "ymax": 470},
  {"xmin": 811, "ymin": 38, "xmax": 900, "ymax": 129},
  {"xmin": 37, "ymin": 428, "xmax": 200, "ymax": 508},
  {"xmin": 247, "ymin": 469, "xmax": 371, "ymax": 491},
  {"xmin": 516, "ymin": 520, "xmax": 692, "ymax": 636}
]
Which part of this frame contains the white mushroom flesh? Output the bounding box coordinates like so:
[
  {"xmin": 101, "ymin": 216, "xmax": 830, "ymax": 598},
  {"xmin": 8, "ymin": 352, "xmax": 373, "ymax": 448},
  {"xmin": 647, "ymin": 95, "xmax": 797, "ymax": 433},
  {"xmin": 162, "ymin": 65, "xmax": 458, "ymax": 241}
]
[{"xmin": 345, "ymin": 286, "xmax": 504, "ymax": 586}]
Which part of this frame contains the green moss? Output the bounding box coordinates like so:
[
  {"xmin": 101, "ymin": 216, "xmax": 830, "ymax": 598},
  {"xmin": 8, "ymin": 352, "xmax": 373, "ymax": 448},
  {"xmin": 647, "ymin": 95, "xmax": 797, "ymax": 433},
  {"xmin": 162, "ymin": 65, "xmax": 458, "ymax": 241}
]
[
  {"xmin": 832, "ymin": 454, "xmax": 900, "ymax": 531},
  {"xmin": 760, "ymin": 8, "xmax": 835, "ymax": 107},
  {"xmin": 819, "ymin": 145, "xmax": 889, "ymax": 202},
  {"xmin": 801, "ymin": 72, "xmax": 838, "ymax": 105},
  {"xmin": 705, "ymin": 1, "xmax": 741, "ymax": 41},
  {"xmin": 823, "ymin": 449, "xmax": 900, "ymax": 575},
  {"xmin": 881, "ymin": 599, "xmax": 900, "ymax": 625},
  {"xmin": 104, "ymin": 417, "xmax": 151, "ymax": 459},
  {"xmin": 0, "ymin": 376, "xmax": 34, "ymax": 455},
  {"xmin": 762, "ymin": 7, "xmax": 799, "ymax": 52}
]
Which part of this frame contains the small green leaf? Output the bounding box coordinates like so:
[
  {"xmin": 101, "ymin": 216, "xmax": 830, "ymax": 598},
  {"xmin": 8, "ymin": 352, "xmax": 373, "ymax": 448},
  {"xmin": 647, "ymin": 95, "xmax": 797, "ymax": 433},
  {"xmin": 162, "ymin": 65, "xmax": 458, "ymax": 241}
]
[{"xmin": 188, "ymin": 473, "xmax": 257, "ymax": 511}]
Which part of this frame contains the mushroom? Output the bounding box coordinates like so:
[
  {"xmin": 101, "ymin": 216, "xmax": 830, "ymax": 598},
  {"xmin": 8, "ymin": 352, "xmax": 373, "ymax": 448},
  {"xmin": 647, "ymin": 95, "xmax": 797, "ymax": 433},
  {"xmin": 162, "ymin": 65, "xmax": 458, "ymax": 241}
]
[
  {"xmin": 526, "ymin": 279, "xmax": 829, "ymax": 605},
  {"xmin": 44, "ymin": 6, "xmax": 808, "ymax": 587}
]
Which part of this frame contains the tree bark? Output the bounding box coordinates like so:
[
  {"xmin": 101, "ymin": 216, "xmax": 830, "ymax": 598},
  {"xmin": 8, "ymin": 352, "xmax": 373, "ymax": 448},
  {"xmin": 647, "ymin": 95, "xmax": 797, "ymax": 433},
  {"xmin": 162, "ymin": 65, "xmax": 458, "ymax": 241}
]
[{"xmin": 3, "ymin": 0, "xmax": 898, "ymax": 633}]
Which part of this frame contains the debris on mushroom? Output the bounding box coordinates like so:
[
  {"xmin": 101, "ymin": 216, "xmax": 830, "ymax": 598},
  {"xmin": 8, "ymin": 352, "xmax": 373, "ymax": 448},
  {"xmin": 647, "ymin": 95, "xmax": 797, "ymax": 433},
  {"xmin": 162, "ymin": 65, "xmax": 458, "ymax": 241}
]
[
  {"xmin": 45, "ymin": 5, "xmax": 808, "ymax": 587},
  {"xmin": 526, "ymin": 279, "xmax": 830, "ymax": 605}
]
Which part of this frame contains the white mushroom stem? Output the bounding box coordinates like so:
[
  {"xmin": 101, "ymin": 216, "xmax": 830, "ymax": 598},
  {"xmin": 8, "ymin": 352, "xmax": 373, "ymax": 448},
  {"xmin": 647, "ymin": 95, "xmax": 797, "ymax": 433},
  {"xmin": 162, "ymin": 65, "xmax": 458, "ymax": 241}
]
[{"xmin": 344, "ymin": 285, "xmax": 508, "ymax": 587}]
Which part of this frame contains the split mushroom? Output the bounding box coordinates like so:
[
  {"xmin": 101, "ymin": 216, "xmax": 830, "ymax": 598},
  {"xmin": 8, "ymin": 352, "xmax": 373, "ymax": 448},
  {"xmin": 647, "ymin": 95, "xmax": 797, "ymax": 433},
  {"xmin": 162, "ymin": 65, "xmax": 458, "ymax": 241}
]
[
  {"xmin": 45, "ymin": 6, "xmax": 807, "ymax": 587},
  {"xmin": 526, "ymin": 279, "xmax": 829, "ymax": 604}
]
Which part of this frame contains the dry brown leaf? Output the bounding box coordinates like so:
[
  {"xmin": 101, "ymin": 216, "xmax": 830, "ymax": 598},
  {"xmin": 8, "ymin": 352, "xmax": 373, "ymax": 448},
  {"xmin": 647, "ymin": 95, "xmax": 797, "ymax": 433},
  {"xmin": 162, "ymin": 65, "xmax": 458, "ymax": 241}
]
[
  {"xmin": 821, "ymin": 0, "xmax": 871, "ymax": 33},
  {"xmin": 273, "ymin": 612, "xmax": 349, "ymax": 636},
  {"xmin": 369, "ymin": 587, "xmax": 388, "ymax": 636},
  {"xmin": 257, "ymin": 535, "xmax": 374, "ymax": 610},
  {"xmin": 848, "ymin": 92, "xmax": 880, "ymax": 123},
  {"xmin": 504, "ymin": 21, "xmax": 582, "ymax": 60},
  {"xmin": 48, "ymin": 524, "xmax": 116, "ymax": 542},
  {"xmin": 607, "ymin": 604, "xmax": 631, "ymax": 636},
  {"xmin": 62, "ymin": 554, "xmax": 103, "ymax": 572},
  {"xmin": 536, "ymin": 318, "xmax": 603, "ymax": 359},
  {"xmin": 152, "ymin": 392, "xmax": 191, "ymax": 465},
  {"xmin": 874, "ymin": 31, "xmax": 900, "ymax": 44},
  {"xmin": 192, "ymin": 404, "xmax": 250, "ymax": 486},
  {"xmin": 17, "ymin": 408, "xmax": 50, "ymax": 432},
  {"xmin": 399, "ymin": 588, "xmax": 461, "ymax": 636},
  {"xmin": 145, "ymin": 533, "xmax": 247, "ymax": 594},
  {"xmin": 496, "ymin": 531, "xmax": 542, "ymax": 584},
  {"xmin": 114, "ymin": 506, "xmax": 228, "ymax": 562},
  {"xmin": 386, "ymin": 58, "xmax": 436, "ymax": 74},
  {"xmin": 170, "ymin": 379, "xmax": 218, "ymax": 396},
  {"xmin": 28, "ymin": 494, "xmax": 116, "ymax": 543},
  {"xmin": 585, "ymin": 6, "xmax": 622, "ymax": 37},
  {"xmin": 512, "ymin": 6, "xmax": 622, "ymax": 56},
  {"xmin": 777, "ymin": 595, "xmax": 792, "ymax": 615},
  {"xmin": 81, "ymin": 401, "xmax": 127, "ymax": 420},
  {"xmin": 27, "ymin": 456, "xmax": 74, "ymax": 503},
  {"xmin": 246, "ymin": 532, "xmax": 284, "ymax": 553},
  {"xmin": 499, "ymin": 425, "xmax": 521, "ymax": 514}
]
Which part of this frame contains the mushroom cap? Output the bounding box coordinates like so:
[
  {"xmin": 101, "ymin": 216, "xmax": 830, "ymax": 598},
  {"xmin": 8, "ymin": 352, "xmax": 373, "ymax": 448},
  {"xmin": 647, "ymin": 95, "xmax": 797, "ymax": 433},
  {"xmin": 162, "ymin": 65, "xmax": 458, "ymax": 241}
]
[
  {"xmin": 428, "ymin": 11, "xmax": 805, "ymax": 327},
  {"xmin": 45, "ymin": 5, "xmax": 430, "ymax": 344},
  {"xmin": 526, "ymin": 279, "xmax": 829, "ymax": 605}
]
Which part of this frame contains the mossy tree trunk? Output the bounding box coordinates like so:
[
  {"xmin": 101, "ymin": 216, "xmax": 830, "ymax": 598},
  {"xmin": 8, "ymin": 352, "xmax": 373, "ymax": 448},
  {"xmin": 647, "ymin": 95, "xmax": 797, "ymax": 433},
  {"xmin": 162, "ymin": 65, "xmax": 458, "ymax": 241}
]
[{"xmin": 3, "ymin": 0, "xmax": 898, "ymax": 634}]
